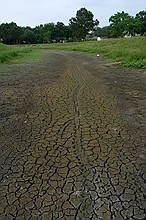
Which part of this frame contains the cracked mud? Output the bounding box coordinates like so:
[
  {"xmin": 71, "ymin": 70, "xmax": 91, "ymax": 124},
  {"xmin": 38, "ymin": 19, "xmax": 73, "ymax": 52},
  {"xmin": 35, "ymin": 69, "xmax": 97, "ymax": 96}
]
[{"xmin": 0, "ymin": 51, "xmax": 146, "ymax": 220}]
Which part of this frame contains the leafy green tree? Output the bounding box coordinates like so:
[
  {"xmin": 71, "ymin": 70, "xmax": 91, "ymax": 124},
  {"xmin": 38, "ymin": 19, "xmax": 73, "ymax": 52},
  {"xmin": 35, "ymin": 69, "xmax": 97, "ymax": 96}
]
[
  {"xmin": 69, "ymin": 7, "xmax": 99, "ymax": 40},
  {"xmin": 0, "ymin": 22, "xmax": 23, "ymax": 44},
  {"xmin": 94, "ymin": 26, "xmax": 110, "ymax": 38},
  {"xmin": 135, "ymin": 10, "xmax": 146, "ymax": 35},
  {"xmin": 34, "ymin": 24, "xmax": 44, "ymax": 43},
  {"xmin": 52, "ymin": 22, "xmax": 72, "ymax": 42},
  {"xmin": 52, "ymin": 22, "xmax": 65, "ymax": 41},
  {"xmin": 42, "ymin": 31, "xmax": 51, "ymax": 43},
  {"xmin": 33, "ymin": 22, "xmax": 72, "ymax": 43},
  {"xmin": 43, "ymin": 23, "xmax": 55, "ymax": 41},
  {"xmin": 126, "ymin": 16, "xmax": 137, "ymax": 36},
  {"xmin": 109, "ymin": 11, "xmax": 132, "ymax": 37},
  {"xmin": 63, "ymin": 25, "xmax": 72, "ymax": 41},
  {"xmin": 34, "ymin": 23, "xmax": 55, "ymax": 43},
  {"xmin": 21, "ymin": 29, "xmax": 37, "ymax": 44}
]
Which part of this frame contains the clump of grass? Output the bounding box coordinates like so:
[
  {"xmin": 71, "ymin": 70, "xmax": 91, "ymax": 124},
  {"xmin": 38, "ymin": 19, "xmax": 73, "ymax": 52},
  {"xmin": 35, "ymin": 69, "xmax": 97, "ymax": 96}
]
[{"xmin": 0, "ymin": 44, "xmax": 32, "ymax": 63}]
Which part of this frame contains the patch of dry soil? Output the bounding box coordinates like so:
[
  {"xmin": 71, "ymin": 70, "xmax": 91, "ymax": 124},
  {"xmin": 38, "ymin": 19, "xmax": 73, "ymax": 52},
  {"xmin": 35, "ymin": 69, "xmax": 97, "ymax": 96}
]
[{"xmin": 0, "ymin": 51, "xmax": 146, "ymax": 219}]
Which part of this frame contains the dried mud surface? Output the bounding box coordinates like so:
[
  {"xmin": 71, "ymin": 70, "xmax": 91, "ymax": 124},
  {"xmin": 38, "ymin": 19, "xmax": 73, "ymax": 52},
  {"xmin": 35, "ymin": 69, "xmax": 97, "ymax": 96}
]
[{"xmin": 0, "ymin": 51, "xmax": 146, "ymax": 220}]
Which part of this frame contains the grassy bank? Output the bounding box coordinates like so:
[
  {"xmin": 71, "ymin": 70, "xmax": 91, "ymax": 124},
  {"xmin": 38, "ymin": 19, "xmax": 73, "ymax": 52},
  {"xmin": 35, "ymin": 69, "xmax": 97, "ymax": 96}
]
[
  {"xmin": 0, "ymin": 44, "xmax": 44, "ymax": 64},
  {"xmin": 35, "ymin": 37, "xmax": 146, "ymax": 68},
  {"xmin": 0, "ymin": 37, "xmax": 146, "ymax": 68}
]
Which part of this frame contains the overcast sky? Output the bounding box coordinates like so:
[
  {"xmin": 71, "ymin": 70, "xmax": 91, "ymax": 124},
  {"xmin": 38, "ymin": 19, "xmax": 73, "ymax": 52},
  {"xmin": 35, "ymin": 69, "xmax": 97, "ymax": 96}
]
[{"xmin": 0, "ymin": 0, "xmax": 146, "ymax": 27}]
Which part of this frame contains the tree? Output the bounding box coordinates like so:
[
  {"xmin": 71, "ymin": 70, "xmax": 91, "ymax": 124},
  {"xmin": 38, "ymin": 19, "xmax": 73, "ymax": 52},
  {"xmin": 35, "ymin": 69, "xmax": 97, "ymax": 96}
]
[
  {"xmin": 21, "ymin": 29, "xmax": 37, "ymax": 44},
  {"xmin": 52, "ymin": 22, "xmax": 72, "ymax": 42},
  {"xmin": 53, "ymin": 22, "xmax": 66, "ymax": 41},
  {"xmin": 135, "ymin": 10, "xmax": 146, "ymax": 35},
  {"xmin": 69, "ymin": 7, "xmax": 99, "ymax": 40},
  {"xmin": 126, "ymin": 16, "xmax": 137, "ymax": 36},
  {"xmin": 63, "ymin": 26, "xmax": 72, "ymax": 41},
  {"xmin": 94, "ymin": 26, "xmax": 110, "ymax": 38},
  {"xmin": 34, "ymin": 23, "xmax": 55, "ymax": 43},
  {"xmin": 43, "ymin": 23, "xmax": 55, "ymax": 41},
  {"xmin": 0, "ymin": 22, "xmax": 23, "ymax": 44},
  {"xmin": 109, "ymin": 11, "xmax": 133, "ymax": 37}
]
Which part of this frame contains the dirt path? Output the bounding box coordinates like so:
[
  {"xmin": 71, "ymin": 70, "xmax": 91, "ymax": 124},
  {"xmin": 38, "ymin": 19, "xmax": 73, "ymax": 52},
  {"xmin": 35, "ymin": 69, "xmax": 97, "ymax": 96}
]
[{"xmin": 0, "ymin": 51, "xmax": 146, "ymax": 220}]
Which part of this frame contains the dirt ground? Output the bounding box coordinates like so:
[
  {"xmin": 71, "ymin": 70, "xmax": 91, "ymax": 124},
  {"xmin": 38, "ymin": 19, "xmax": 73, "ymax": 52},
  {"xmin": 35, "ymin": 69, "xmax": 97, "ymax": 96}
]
[{"xmin": 0, "ymin": 51, "xmax": 146, "ymax": 220}]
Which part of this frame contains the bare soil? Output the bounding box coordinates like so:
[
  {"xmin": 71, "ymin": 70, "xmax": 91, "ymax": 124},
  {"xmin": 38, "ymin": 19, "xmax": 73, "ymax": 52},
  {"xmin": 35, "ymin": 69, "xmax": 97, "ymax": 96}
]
[{"xmin": 0, "ymin": 51, "xmax": 146, "ymax": 219}]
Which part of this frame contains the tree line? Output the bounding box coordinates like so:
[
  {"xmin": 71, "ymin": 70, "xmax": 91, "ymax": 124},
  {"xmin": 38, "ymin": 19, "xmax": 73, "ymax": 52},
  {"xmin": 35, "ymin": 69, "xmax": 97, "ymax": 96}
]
[{"xmin": 0, "ymin": 8, "xmax": 145, "ymax": 44}]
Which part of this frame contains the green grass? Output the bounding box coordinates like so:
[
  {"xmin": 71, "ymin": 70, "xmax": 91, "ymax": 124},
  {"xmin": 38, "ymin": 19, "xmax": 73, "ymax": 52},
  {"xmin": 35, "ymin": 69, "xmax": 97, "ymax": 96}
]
[
  {"xmin": 0, "ymin": 37, "xmax": 146, "ymax": 68},
  {"xmin": 0, "ymin": 44, "xmax": 44, "ymax": 64},
  {"xmin": 34, "ymin": 37, "xmax": 146, "ymax": 68}
]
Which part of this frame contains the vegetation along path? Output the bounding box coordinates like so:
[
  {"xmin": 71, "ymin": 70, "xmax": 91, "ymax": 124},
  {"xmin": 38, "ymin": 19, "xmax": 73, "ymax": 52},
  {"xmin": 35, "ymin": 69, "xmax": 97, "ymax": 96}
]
[{"xmin": 0, "ymin": 51, "xmax": 146, "ymax": 220}]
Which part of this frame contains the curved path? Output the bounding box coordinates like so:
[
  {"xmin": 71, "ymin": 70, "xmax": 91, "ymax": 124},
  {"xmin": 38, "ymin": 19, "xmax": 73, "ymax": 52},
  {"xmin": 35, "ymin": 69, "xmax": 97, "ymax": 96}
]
[{"xmin": 0, "ymin": 51, "xmax": 146, "ymax": 219}]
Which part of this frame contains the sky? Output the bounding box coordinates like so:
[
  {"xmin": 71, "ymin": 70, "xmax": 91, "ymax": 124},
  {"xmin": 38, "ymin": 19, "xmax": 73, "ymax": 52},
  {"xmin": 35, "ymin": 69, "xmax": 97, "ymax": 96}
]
[{"xmin": 0, "ymin": 0, "xmax": 146, "ymax": 27}]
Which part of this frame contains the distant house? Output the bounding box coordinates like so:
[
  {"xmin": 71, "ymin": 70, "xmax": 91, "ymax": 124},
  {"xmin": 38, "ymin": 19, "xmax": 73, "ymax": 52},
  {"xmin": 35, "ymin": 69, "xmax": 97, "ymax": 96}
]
[{"xmin": 90, "ymin": 36, "xmax": 101, "ymax": 41}]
